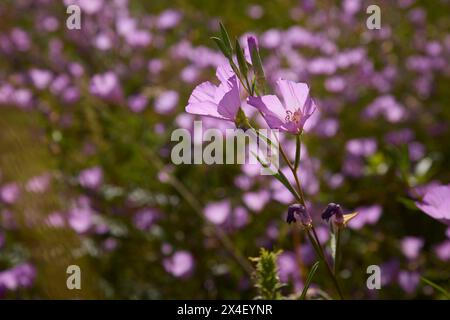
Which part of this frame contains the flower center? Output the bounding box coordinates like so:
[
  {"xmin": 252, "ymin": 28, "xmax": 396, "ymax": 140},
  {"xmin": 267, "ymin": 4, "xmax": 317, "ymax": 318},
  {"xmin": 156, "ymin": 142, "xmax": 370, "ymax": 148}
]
[{"xmin": 285, "ymin": 110, "xmax": 302, "ymax": 124}]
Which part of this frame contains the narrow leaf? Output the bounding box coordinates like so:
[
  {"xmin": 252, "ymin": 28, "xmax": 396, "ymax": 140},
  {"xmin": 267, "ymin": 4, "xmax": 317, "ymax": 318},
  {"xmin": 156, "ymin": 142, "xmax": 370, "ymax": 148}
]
[
  {"xmin": 398, "ymin": 196, "xmax": 421, "ymax": 211},
  {"xmin": 211, "ymin": 37, "xmax": 231, "ymax": 58},
  {"xmin": 251, "ymin": 151, "xmax": 301, "ymax": 202},
  {"xmin": 300, "ymin": 261, "xmax": 320, "ymax": 300},
  {"xmin": 421, "ymin": 277, "xmax": 450, "ymax": 299},
  {"xmin": 248, "ymin": 37, "xmax": 267, "ymax": 94},
  {"xmin": 235, "ymin": 39, "xmax": 248, "ymax": 78},
  {"xmin": 219, "ymin": 22, "xmax": 233, "ymax": 55},
  {"xmin": 275, "ymin": 170, "xmax": 302, "ymax": 202}
]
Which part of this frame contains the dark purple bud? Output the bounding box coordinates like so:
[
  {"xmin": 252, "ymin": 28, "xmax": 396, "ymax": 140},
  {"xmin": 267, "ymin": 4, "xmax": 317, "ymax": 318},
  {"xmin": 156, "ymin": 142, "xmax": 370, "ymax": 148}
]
[
  {"xmin": 286, "ymin": 205, "xmax": 297, "ymax": 224},
  {"xmin": 321, "ymin": 203, "xmax": 343, "ymax": 222},
  {"xmin": 287, "ymin": 204, "xmax": 311, "ymax": 226},
  {"xmin": 286, "ymin": 209, "xmax": 297, "ymax": 224},
  {"xmin": 247, "ymin": 36, "xmax": 258, "ymax": 53}
]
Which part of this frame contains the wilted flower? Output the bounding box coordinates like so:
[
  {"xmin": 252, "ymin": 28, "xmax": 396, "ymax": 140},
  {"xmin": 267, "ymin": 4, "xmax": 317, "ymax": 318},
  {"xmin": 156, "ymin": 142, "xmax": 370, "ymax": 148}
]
[
  {"xmin": 247, "ymin": 79, "xmax": 316, "ymax": 134},
  {"xmin": 321, "ymin": 203, "xmax": 344, "ymax": 223},
  {"xmin": 286, "ymin": 203, "xmax": 311, "ymax": 226}
]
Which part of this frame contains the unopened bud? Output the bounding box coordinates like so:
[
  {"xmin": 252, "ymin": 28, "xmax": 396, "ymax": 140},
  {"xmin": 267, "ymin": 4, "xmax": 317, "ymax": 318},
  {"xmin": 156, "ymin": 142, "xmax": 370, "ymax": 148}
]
[
  {"xmin": 321, "ymin": 202, "xmax": 346, "ymax": 227},
  {"xmin": 287, "ymin": 204, "xmax": 312, "ymax": 227}
]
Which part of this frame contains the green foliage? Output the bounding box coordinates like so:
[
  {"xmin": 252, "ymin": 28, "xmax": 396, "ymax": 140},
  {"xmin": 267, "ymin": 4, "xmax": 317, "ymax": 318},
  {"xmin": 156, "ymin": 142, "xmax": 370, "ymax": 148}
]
[
  {"xmin": 250, "ymin": 249, "xmax": 284, "ymax": 300},
  {"xmin": 421, "ymin": 277, "xmax": 450, "ymax": 299},
  {"xmin": 300, "ymin": 261, "xmax": 320, "ymax": 300}
]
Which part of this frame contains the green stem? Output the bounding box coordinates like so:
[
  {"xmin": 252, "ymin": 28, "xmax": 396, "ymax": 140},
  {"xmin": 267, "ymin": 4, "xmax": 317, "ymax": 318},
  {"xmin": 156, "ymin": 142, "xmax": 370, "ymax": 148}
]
[
  {"xmin": 230, "ymin": 60, "xmax": 252, "ymax": 95},
  {"xmin": 294, "ymin": 134, "xmax": 301, "ymax": 171},
  {"xmin": 257, "ymin": 126, "xmax": 344, "ymax": 299},
  {"xmin": 309, "ymin": 228, "xmax": 344, "ymax": 299},
  {"xmin": 278, "ymin": 143, "xmax": 306, "ymax": 205},
  {"xmin": 334, "ymin": 227, "xmax": 341, "ymax": 275}
]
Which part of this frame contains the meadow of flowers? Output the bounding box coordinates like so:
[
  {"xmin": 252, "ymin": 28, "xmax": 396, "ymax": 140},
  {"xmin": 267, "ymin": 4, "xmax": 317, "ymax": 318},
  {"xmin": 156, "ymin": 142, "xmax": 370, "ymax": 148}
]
[{"xmin": 0, "ymin": 0, "xmax": 449, "ymax": 300}]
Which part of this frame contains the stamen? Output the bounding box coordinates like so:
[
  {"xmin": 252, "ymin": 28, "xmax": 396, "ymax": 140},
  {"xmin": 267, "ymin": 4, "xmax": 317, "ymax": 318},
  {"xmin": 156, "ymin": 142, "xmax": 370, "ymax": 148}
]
[{"xmin": 285, "ymin": 110, "xmax": 301, "ymax": 124}]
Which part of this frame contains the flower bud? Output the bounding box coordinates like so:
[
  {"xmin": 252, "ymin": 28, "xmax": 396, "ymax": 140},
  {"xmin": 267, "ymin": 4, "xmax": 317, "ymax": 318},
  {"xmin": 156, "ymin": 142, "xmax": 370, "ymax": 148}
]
[
  {"xmin": 247, "ymin": 36, "xmax": 258, "ymax": 53},
  {"xmin": 287, "ymin": 204, "xmax": 312, "ymax": 227},
  {"xmin": 321, "ymin": 203, "xmax": 343, "ymax": 223}
]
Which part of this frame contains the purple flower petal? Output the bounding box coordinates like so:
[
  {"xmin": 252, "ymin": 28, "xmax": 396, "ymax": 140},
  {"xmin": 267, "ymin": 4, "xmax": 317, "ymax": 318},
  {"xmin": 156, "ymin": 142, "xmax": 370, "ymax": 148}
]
[
  {"xmin": 204, "ymin": 200, "xmax": 231, "ymax": 225},
  {"xmin": 416, "ymin": 184, "xmax": 450, "ymax": 225}
]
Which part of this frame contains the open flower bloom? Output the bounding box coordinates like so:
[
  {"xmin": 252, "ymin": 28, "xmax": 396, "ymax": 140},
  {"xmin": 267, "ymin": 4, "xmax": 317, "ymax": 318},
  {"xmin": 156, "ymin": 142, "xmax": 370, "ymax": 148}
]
[
  {"xmin": 185, "ymin": 64, "xmax": 241, "ymax": 122},
  {"xmin": 416, "ymin": 184, "xmax": 450, "ymax": 225},
  {"xmin": 247, "ymin": 79, "xmax": 316, "ymax": 134}
]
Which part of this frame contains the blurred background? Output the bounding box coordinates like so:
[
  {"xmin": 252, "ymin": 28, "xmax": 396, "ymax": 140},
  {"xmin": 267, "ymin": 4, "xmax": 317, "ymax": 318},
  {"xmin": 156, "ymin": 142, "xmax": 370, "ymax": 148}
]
[{"xmin": 0, "ymin": 0, "xmax": 449, "ymax": 299}]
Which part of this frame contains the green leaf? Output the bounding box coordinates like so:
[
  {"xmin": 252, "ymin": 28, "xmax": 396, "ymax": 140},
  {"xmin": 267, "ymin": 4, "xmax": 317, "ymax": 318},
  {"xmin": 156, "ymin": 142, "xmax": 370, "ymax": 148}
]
[
  {"xmin": 274, "ymin": 170, "xmax": 302, "ymax": 201},
  {"xmin": 235, "ymin": 108, "xmax": 250, "ymax": 130},
  {"xmin": 248, "ymin": 40, "xmax": 267, "ymax": 94},
  {"xmin": 397, "ymin": 196, "xmax": 421, "ymax": 211},
  {"xmin": 251, "ymin": 150, "xmax": 301, "ymax": 201},
  {"xmin": 421, "ymin": 277, "xmax": 450, "ymax": 299},
  {"xmin": 235, "ymin": 39, "xmax": 248, "ymax": 78},
  {"xmin": 219, "ymin": 22, "xmax": 233, "ymax": 55},
  {"xmin": 300, "ymin": 261, "xmax": 320, "ymax": 300},
  {"xmin": 211, "ymin": 37, "xmax": 231, "ymax": 58}
]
